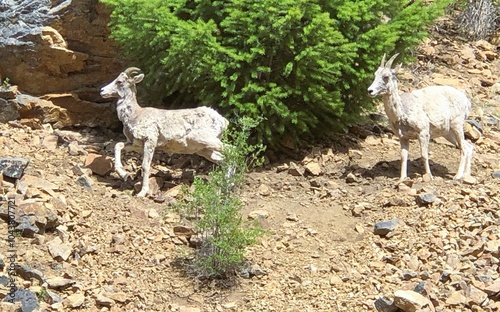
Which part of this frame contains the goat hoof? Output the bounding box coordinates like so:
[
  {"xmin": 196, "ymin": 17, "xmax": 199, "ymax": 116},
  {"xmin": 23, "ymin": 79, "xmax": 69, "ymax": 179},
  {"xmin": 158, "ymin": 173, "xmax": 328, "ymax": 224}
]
[
  {"xmin": 460, "ymin": 175, "xmax": 477, "ymax": 184},
  {"xmin": 136, "ymin": 190, "xmax": 148, "ymax": 197},
  {"xmin": 422, "ymin": 173, "xmax": 433, "ymax": 182},
  {"xmin": 395, "ymin": 177, "xmax": 412, "ymax": 187},
  {"xmin": 117, "ymin": 170, "xmax": 130, "ymax": 180},
  {"xmin": 121, "ymin": 173, "xmax": 134, "ymax": 182}
]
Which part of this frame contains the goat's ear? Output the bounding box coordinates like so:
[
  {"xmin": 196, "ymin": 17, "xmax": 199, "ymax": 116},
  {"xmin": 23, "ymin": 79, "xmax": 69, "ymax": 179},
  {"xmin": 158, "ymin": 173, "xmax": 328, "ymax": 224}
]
[
  {"xmin": 133, "ymin": 74, "xmax": 145, "ymax": 84},
  {"xmin": 393, "ymin": 63, "xmax": 402, "ymax": 74}
]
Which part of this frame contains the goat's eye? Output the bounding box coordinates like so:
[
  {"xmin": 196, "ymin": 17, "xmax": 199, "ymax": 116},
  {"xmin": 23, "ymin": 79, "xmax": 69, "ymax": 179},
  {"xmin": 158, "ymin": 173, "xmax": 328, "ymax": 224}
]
[
  {"xmin": 116, "ymin": 80, "xmax": 123, "ymax": 85},
  {"xmin": 382, "ymin": 75, "xmax": 390, "ymax": 82}
]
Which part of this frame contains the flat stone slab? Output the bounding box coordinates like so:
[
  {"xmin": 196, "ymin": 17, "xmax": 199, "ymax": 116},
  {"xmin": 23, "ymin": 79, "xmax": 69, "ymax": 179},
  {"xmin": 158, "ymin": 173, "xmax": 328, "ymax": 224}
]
[
  {"xmin": 416, "ymin": 193, "xmax": 437, "ymax": 206},
  {"xmin": 0, "ymin": 157, "xmax": 29, "ymax": 179},
  {"xmin": 374, "ymin": 218, "xmax": 399, "ymax": 237},
  {"xmin": 15, "ymin": 264, "xmax": 45, "ymax": 284}
]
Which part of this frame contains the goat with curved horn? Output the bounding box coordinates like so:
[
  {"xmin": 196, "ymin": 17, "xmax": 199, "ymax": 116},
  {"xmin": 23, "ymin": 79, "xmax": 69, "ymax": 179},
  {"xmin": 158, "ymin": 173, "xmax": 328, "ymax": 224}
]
[
  {"xmin": 100, "ymin": 68, "xmax": 229, "ymax": 197},
  {"xmin": 124, "ymin": 67, "xmax": 142, "ymax": 77},
  {"xmin": 380, "ymin": 53, "xmax": 387, "ymax": 67},
  {"xmin": 384, "ymin": 53, "xmax": 399, "ymax": 69},
  {"xmin": 367, "ymin": 54, "xmax": 474, "ymax": 181}
]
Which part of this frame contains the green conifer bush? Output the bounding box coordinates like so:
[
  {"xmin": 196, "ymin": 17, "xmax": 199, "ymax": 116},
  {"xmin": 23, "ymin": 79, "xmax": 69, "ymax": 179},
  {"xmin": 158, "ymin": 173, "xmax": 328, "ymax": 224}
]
[{"xmin": 101, "ymin": 0, "xmax": 451, "ymax": 147}]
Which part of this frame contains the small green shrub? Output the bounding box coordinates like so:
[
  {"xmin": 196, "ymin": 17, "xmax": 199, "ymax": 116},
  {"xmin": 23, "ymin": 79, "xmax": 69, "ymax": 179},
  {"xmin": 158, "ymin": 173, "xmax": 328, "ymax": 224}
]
[
  {"xmin": 37, "ymin": 287, "xmax": 48, "ymax": 302},
  {"xmin": 175, "ymin": 117, "xmax": 265, "ymax": 278},
  {"xmin": 2, "ymin": 77, "xmax": 10, "ymax": 88}
]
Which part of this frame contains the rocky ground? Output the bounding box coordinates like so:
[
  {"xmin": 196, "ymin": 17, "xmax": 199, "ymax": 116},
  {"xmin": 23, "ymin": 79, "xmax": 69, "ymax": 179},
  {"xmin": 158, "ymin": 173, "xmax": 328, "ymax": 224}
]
[{"xmin": 1, "ymin": 18, "xmax": 500, "ymax": 312}]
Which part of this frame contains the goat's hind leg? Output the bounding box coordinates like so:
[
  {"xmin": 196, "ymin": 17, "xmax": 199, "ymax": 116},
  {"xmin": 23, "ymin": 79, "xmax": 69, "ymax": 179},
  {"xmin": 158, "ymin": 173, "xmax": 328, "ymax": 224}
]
[
  {"xmin": 445, "ymin": 128, "xmax": 472, "ymax": 179},
  {"xmin": 455, "ymin": 138, "xmax": 474, "ymax": 179},
  {"xmin": 463, "ymin": 139, "xmax": 474, "ymax": 177},
  {"xmin": 196, "ymin": 138, "xmax": 225, "ymax": 164},
  {"xmin": 197, "ymin": 141, "xmax": 238, "ymax": 185},
  {"xmin": 198, "ymin": 149, "xmax": 224, "ymax": 163}
]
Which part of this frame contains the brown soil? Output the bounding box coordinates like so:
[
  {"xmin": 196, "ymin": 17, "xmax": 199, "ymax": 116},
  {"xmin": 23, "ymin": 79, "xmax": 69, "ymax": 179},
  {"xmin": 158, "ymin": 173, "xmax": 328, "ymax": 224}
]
[{"xmin": 1, "ymin": 112, "xmax": 499, "ymax": 311}]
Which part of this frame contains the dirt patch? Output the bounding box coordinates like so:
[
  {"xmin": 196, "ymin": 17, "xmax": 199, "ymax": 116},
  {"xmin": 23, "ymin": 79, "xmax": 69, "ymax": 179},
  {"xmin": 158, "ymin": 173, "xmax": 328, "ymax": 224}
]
[{"xmin": 1, "ymin": 116, "xmax": 499, "ymax": 311}]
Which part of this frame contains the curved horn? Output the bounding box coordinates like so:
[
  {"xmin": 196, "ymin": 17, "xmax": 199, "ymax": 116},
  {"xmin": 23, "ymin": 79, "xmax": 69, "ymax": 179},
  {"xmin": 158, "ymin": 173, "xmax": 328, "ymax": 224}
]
[
  {"xmin": 385, "ymin": 53, "xmax": 400, "ymax": 69},
  {"xmin": 124, "ymin": 67, "xmax": 142, "ymax": 77},
  {"xmin": 380, "ymin": 53, "xmax": 387, "ymax": 67}
]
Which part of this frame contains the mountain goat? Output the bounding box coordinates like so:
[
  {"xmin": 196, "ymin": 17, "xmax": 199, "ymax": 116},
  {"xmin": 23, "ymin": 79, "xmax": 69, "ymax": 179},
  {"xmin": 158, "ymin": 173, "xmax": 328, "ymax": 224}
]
[
  {"xmin": 367, "ymin": 54, "xmax": 473, "ymax": 180},
  {"xmin": 100, "ymin": 67, "xmax": 229, "ymax": 197}
]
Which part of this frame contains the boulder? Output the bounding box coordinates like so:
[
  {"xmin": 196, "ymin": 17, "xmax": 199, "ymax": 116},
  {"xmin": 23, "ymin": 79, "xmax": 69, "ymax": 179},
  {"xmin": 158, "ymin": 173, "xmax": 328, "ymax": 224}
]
[
  {"xmin": 0, "ymin": 0, "xmax": 123, "ymax": 130},
  {"xmin": 47, "ymin": 236, "xmax": 72, "ymax": 261},
  {"xmin": 0, "ymin": 98, "xmax": 20, "ymax": 123},
  {"xmin": 417, "ymin": 193, "xmax": 438, "ymax": 206},
  {"xmin": 1, "ymin": 201, "xmax": 60, "ymax": 234},
  {"xmin": 0, "ymin": 157, "xmax": 29, "ymax": 179},
  {"xmin": 0, "ymin": 85, "xmax": 19, "ymax": 100},
  {"xmin": 76, "ymin": 175, "xmax": 94, "ymax": 192},
  {"xmin": 8, "ymin": 288, "xmax": 40, "ymax": 312},
  {"xmin": 0, "ymin": 0, "xmax": 123, "ymax": 99},
  {"xmin": 84, "ymin": 153, "xmax": 114, "ymax": 176},
  {"xmin": 374, "ymin": 296, "xmax": 398, "ymax": 312},
  {"xmin": 304, "ymin": 160, "xmax": 322, "ymax": 176},
  {"xmin": 288, "ymin": 162, "xmax": 305, "ymax": 176},
  {"xmin": 248, "ymin": 210, "xmax": 270, "ymax": 220},
  {"xmin": 16, "ymin": 93, "xmax": 119, "ymax": 129},
  {"xmin": 15, "ymin": 264, "xmax": 45, "ymax": 284},
  {"xmin": 394, "ymin": 290, "xmax": 434, "ymax": 312},
  {"xmin": 374, "ymin": 219, "xmax": 399, "ymax": 237}
]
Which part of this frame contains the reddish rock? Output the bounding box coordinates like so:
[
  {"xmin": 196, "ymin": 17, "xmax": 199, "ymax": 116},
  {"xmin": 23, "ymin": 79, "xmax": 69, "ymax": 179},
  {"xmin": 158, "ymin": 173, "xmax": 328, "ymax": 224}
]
[
  {"xmin": 84, "ymin": 153, "xmax": 113, "ymax": 176},
  {"xmin": 173, "ymin": 225, "xmax": 195, "ymax": 237}
]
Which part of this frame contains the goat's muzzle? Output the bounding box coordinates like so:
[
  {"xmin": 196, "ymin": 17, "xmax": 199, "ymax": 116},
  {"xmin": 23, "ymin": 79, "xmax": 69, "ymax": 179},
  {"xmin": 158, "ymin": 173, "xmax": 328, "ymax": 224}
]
[{"xmin": 100, "ymin": 86, "xmax": 114, "ymax": 98}]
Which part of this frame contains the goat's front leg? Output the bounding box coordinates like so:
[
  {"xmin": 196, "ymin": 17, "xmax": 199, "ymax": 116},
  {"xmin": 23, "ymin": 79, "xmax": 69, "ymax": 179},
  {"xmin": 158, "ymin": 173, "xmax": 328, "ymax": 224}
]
[
  {"xmin": 115, "ymin": 142, "xmax": 143, "ymax": 180},
  {"xmin": 136, "ymin": 140, "xmax": 156, "ymax": 197},
  {"xmin": 399, "ymin": 137, "xmax": 410, "ymax": 180},
  {"xmin": 115, "ymin": 142, "xmax": 130, "ymax": 180},
  {"xmin": 418, "ymin": 131, "xmax": 433, "ymax": 180}
]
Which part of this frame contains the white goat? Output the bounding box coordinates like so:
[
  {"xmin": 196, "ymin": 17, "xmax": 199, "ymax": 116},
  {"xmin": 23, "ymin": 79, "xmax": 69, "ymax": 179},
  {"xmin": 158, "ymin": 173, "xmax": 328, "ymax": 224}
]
[
  {"xmin": 367, "ymin": 54, "xmax": 473, "ymax": 180},
  {"xmin": 100, "ymin": 67, "xmax": 229, "ymax": 197}
]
